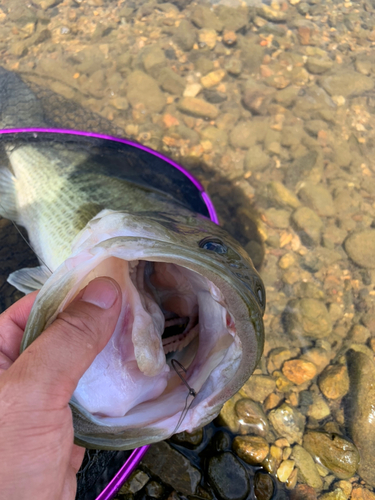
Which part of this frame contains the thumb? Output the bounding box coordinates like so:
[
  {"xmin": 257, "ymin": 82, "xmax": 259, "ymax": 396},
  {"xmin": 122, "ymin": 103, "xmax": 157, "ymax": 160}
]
[{"xmin": 9, "ymin": 277, "xmax": 122, "ymax": 408}]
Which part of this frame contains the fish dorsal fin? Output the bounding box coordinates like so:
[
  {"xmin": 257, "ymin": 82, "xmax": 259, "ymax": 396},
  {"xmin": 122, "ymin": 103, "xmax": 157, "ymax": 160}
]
[
  {"xmin": 0, "ymin": 167, "xmax": 18, "ymax": 221},
  {"xmin": 7, "ymin": 266, "xmax": 52, "ymax": 294}
]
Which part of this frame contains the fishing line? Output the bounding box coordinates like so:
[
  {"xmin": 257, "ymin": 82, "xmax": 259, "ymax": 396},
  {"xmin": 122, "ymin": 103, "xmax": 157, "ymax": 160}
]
[
  {"xmin": 171, "ymin": 358, "xmax": 197, "ymax": 434},
  {"xmin": 0, "ymin": 203, "xmax": 52, "ymax": 273}
]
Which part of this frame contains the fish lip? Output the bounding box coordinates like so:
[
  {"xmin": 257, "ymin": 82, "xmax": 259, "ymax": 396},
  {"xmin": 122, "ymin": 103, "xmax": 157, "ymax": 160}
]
[{"xmin": 21, "ymin": 236, "xmax": 264, "ymax": 446}]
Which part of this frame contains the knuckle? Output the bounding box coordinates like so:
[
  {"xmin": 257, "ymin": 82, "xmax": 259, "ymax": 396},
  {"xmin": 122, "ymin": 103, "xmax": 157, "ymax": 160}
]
[{"xmin": 54, "ymin": 309, "xmax": 99, "ymax": 346}]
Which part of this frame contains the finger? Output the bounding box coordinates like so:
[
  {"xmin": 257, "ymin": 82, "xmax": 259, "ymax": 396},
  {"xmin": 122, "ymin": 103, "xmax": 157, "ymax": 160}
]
[
  {"xmin": 6, "ymin": 277, "xmax": 122, "ymax": 408},
  {"xmin": 0, "ymin": 291, "xmax": 38, "ymax": 362}
]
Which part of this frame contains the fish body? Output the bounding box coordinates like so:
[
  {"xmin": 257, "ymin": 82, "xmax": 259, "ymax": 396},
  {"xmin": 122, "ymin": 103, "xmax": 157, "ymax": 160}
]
[{"xmin": 0, "ymin": 67, "xmax": 265, "ymax": 450}]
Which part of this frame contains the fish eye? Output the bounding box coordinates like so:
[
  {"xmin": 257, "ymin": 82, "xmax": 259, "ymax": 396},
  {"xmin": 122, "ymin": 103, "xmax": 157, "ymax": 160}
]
[{"xmin": 199, "ymin": 237, "xmax": 228, "ymax": 254}]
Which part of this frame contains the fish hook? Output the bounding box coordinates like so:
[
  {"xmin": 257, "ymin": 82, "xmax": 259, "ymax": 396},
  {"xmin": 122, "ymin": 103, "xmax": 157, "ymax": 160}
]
[{"xmin": 171, "ymin": 358, "xmax": 197, "ymax": 434}]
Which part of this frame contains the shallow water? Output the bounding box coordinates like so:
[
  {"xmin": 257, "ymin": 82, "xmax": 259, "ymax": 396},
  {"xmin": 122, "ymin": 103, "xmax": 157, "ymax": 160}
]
[{"xmin": 1, "ymin": 0, "xmax": 375, "ymax": 499}]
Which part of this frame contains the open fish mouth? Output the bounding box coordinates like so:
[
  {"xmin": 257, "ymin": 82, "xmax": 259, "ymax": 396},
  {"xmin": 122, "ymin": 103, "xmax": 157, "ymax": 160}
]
[
  {"xmin": 20, "ymin": 210, "xmax": 264, "ymax": 449},
  {"xmin": 71, "ymin": 256, "xmax": 237, "ymax": 425}
]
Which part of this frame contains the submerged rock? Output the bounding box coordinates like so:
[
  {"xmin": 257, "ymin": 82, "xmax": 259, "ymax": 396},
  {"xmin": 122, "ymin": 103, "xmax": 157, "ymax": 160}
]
[
  {"xmin": 303, "ymin": 430, "xmax": 359, "ymax": 479},
  {"xmin": 346, "ymin": 350, "xmax": 375, "ymax": 487},
  {"xmin": 285, "ymin": 298, "xmax": 332, "ymax": 339},
  {"xmin": 207, "ymin": 452, "xmax": 250, "ymax": 500},
  {"xmin": 291, "ymin": 445, "xmax": 323, "ymax": 489},
  {"xmin": 344, "ymin": 230, "xmax": 375, "ymax": 269},
  {"xmin": 269, "ymin": 403, "xmax": 305, "ymax": 444},
  {"xmin": 141, "ymin": 442, "xmax": 201, "ymax": 496}
]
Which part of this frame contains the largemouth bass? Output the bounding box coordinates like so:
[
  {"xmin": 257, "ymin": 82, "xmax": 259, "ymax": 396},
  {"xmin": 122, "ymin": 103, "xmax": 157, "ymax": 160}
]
[{"xmin": 0, "ymin": 67, "xmax": 265, "ymax": 450}]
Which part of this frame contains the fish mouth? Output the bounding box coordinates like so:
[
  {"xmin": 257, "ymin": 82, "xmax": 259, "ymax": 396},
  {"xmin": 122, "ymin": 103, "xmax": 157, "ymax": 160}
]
[{"xmin": 22, "ymin": 235, "xmax": 263, "ymax": 448}]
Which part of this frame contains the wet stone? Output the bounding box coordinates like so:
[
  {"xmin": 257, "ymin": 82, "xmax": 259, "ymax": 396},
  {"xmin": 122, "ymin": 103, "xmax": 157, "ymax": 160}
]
[
  {"xmin": 319, "ymin": 71, "xmax": 374, "ymax": 98},
  {"xmin": 301, "ymin": 347, "xmax": 330, "ymax": 375},
  {"xmin": 285, "ymin": 298, "xmax": 332, "ymax": 339},
  {"xmin": 307, "ymin": 394, "xmax": 330, "ymax": 420},
  {"xmin": 191, "ymin": 5, "xmax": 224, "ymax": 32},
  {"xmin": 289, "ymin": 484, "xmax": 318, "ymax": 500},
  {"xmin": 254, "ymin": 472, "xmax": 274, "ymax": 500},
  {"xmin": 320, "ymin": 488, "xmax": 347, "ymax": 500},
  {"xmin": 318, "ymin": 364, "xmax": 349, "ymax": 400},
  {"xmin": 264, "ymin": 208, "xmax": 291, "ymax": 229},
  {"xmin": 344, "ymin": 230, "xmax": 375, "ymax": 269},
  {"xmin": 282, "ymin": 359, "xmax": 317, "ymax": 385},
  {"xmin": 277, "ymin": 459, "xmax": 295, "ymax": 483},
  {"xmin": 244, "ymin": 145, "xmax": 270, "ymax": 172},
  {"xmin": 305, "ymin": 57, "xmax": 333, "ymax": 74},
  {"xmin": 145, "ymin": 481, "xmax": 164, "ymax": 498},
  {"xmin": 256, "ymin": 5, "xmax": 286, "ymax": 22},
  {"xmin": 262, "ymin": 444, "xmax": 283, "ymax": 474},
  {"xmin": 229, "ymin": 120, "xmax": 268, "ymax": 149},
  {"xmin": 177, "ymin": 97, "xmax": 218, "ymax": 120},
  {"xmin": 158, "ymin": 68, "xmax": 185, "ymax": 95},
  {"xmin": 291, "ymin": 445, "xmax": 323, "ymax": 489},
  {"xmin": 120, "ymin": 470, "xmax": 149, "ymax": 494},
  {"xmin": 207, "ymin": 452, "xmax": 249, "ymax": 500},
  {"xmin": 298, "ymin": 183, "xmax": 335, "ymax": 217},
  {"xmin": 303, "ymin": 431, "xmax": 359, "ymax": 479},
  {"xmin": 224, "ymin": 58, "xmax": 242, "ymax": 76},
  {"xmin": 269, "ymin": 403, "xmax": 305, "ymax": 444},
  {"xmin": 348, "ymin": 324, "xmax": 371, "ymax": 344},
  {"xmin": 346, "ymin": 350, "xmax": 375, "ymax": 487},
  {"xmin": 174, "ymin": 20, "xmax": 196, "ymax": 51},
  {"xmin": 232, "ymin": 435, "xmax": 269, "ymax": 465},
  {"xmin": 351, "ymin": 487, "xmax": 375, "ymax": 500},
  {"xmin": 240, "ymin": 375, "xmax": 276, "ymax": 403},
  {"xmin": 141, "ymin": 442, "xmax": 201, "ymax": 496},
  {"xmin": 234, "ymin": 399, "xmax": 269, "ymax": 436},
  {"xmin": 268, "ymin": 347, "xmax": 298, "ymax": 373},
  {"xmin": 170, "ymin": 429, "xmax": 203, "ymax": 448},
  {"xmin": 127, "ymin": 71, "xmax": 166, "ymax": 113},
  {"xmin": 292, "ymin": 207, "xmax": 323, "ymax": 246},
  {"xmin": 268, "ymin": 182, "xmax": 301, "ymax": 209}
]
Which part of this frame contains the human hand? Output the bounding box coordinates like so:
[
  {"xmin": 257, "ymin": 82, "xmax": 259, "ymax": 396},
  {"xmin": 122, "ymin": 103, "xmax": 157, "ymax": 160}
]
[{"xmin": 0, "ymin": 277, "xmax": 122, "ymax": 500}]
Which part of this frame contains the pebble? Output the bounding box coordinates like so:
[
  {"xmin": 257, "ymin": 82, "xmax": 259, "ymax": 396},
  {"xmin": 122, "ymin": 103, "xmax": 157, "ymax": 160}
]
[
  {"xmin": 268, "ymin": 182, "xmax": 301, "ymax": 209},
  {"xmin": 191, "ymin": 5, "xmax": 223, "ymax": 32},
  {"xmin": 303, "ymin": 430, "xmax": 359, "ymax": 479},
  {"xmin": 198, "ymin": 29, "xmax": 217, "ymax": 50},
  {"xmin": 201, "ymin": 69, "xmax": 226, "ymax": 89},
  {"xmin": 279, "ymin": 253, "xmax": 296, "ymax": 268},
  {"xmin": 307, "ymin": 394, "xmax": 331, "ymax": 420},
  {"xmin": 183, "ymin": 83, "xmax": 202, "ymax": 98},
  {"xmin": 141, "ymin": 442, "xmax": 201, "ymax": 496},
  {"xmin": 269, "ymin": 403, "xmax": 306, "ymax": 444},
  {"xmin": 305, "ymin": 57, "xmax": 333, "ymax": 74},
  {"xmin": 207, "ymin": 452, "xmax": 249, "ymax": 500},
  {"xmin": 254, "ymin": 472, "xmax": 274, "ymax": 500},
  {"xmin": 292, "ymin": 207, "xmax": 323, "ymax": 246},
  {"xmin": 120, "ymin": 470, "xmax": 149, "ymax": 494},
  {"xmin": 229, "ymin": 120, "xmax": 268, "ymax": 149},
  {"xmin": 277, "ymin": 459, "xmax": 295, "ymax": 482},
  {"xmin": 262, "ymin": 444, "xmax": 283, "ymax": 474},
  {"xmin": 256, "ymin": 5, "xmax": 287, "ymax": 22},
  {"xmin": 319, "ymin": 488, "xmax": 347, "ymax": 500},
  {"xmin": 175, "ymin": 20, "xmax": 196, "ymax": 51},
  {"xmin": 346, "ymin": 350, "xmax": 375, "ymax": 487},
  {"xmin": 291, "ymin": 444, "xmax": 323, "ymax": 489},
  {"xmin": 344, "ymin": 230, "xmax": 375, "ymax": 269},
  {"xmin": 264, "ymin": 209, "xmax": 291, "ymax": 230},
  {"xmin": 126, "ymin": 71, "xmax": 166, "ymax": 113},
  {"xmin": 244, "ymin": 145, "xmax": 270, "ymax": 172},
  {"xmin": 298, "ymin": 183, "xmax": 335, "ymax": 217},
  {"xmin": 351, "ymin": 487, "xmax": 375, "ymax": 500},
  {"xmin": 145, "ymin": 481, "xmax": 164, "ymax": 498},
  {"xmin": 177, "ymin": 97, "xmax": 218, "ymax": 119},
  {"xmin": 286, "ymin": 298, "xmax": 333, "ymax": 339},
  {"xmin": 318, "ymin": 364, "xmax": 349, "ymax": 400},
  {"xmin": 240, "ymin": 374, "xmax": 276, "ymax": 403},
  {"xmin": 170, "ymin": 429, "xmax": 203, "ymax": 448},
  {"xmin": 319, "ymin": 71, "xmax": 374, "ymax": 98},
  {"xmin": 232, "ymin": 435, "xmax": 269, "ymax": 465},
  {"xmin": 268, "ymin": 348, "xmax": 299, "ymax": 373},
  {"xmin": 301, "ymin": 347, "xmax": 331, "ymax": 374},
  {"xmin": 234, "ymin": 399, "xmax": 269, "ymax": 436},
  {"xmin": 282, "ymin": 359, "xmax": 317, "ymax": 385},
  {"xmin": 289, "ymin": 484, "xmax": 318, "ymax": 500}
]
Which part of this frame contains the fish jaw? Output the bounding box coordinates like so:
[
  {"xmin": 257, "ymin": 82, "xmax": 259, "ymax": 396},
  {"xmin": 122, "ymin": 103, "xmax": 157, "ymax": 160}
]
[{"xmin": 21, "ymin": 211, "xmax": 264, "ymax": 450}]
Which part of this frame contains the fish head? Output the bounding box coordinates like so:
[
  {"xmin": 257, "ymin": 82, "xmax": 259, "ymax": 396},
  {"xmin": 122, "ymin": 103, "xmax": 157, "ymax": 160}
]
[{"xmin": 21, "ymin": 208, "xmax": 265, "ymax": 450}]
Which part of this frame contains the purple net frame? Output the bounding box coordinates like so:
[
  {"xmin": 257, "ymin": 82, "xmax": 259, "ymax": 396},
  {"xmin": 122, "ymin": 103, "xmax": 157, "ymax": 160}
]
[{"xmin": 0, "ymin": 127, "xmax": 219, "ymax": 500}]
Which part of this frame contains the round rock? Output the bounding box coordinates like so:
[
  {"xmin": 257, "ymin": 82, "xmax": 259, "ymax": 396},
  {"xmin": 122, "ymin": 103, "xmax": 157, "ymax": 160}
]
[
  {"xmin": 285, "ymin": 298, "xmax": 332, "ymax": 339},
  {"xmin": 232, "ymin": 435, "xmax": 269, "ymax": 465},
  {"xmin": 318, "ymin": 364, "xmax": 349, "ymax": 400},
  {"xmin": 344, "ymin": 230, "xmax": 375, "ymax": 269},
  {"xmin": 207, "ymin": 452, "xmax": 250, "ymax": 500}
]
